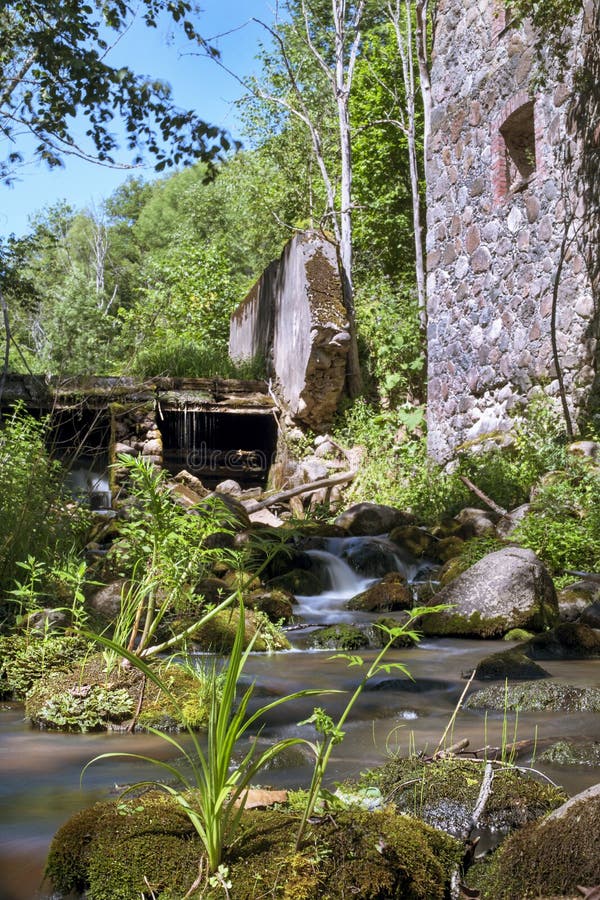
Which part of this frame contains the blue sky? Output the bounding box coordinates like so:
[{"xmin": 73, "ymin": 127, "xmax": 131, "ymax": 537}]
[{"xmin": 0, "ymin": 1, "xmax": 277, "ymax": 238}]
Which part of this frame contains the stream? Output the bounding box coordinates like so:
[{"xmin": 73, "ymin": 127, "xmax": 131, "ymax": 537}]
[{"xmin": 1, "ymin": 539, "xmax": 599, "ymax": 900}]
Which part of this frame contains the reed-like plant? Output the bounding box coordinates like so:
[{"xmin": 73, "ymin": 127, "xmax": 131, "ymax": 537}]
[{"xmin": 83, "ymin": 598, "xmax": 327, "ymax": 875}]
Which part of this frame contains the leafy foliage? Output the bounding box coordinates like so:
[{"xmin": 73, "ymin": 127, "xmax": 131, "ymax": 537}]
[
  {"xmin": 0, "ymin": 404, "xmax": 89, "ymax": 608},
  {"xmin": 0, "ymin": 1, "xmax": 233, "ymax": 183}
]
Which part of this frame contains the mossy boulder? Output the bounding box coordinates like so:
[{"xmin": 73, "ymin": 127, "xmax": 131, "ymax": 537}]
[
  {"xmin": 470, "ymin": 786, "xmax": 600, "ymax": 899},
  {"xmin": 523, "ymin": 622, "xmax": 600, "ymax": 659},
  {"xmin": 25, "ymin": 652, "xmax": 217, "ymax": 732},
  {"xmin": 339, "ymin": 536, "xmax": 415, "ymax": 579},
  {"xmin": 309, "ymin": 624, "xmax": 369, "ymax": 650},
  {"xmin": 347, "ymin": 573, "xmax": 411, "ymax": 612},
  {"xmin": 433, "ymin": 536, "xmax": 465, "ymax": 563},
  {"xmin": 372, "ymin": 757, "xmax": 565, "ymax": 837},
  {"xmin": 389, "ymin": 525, "xmax": 435, "ymax": 558},
  {"xmin": 245, "ymin": 587, "xmax": 295, "ymax": 622},
  {"xmin": 0, "ymin": 634, "xmax": 90, "ymax": 699},
  {"xmin": 422, "ymin": 547, "xmax": 558, "ymax": 638},
  {"xmin": 268, "ymin": 567, "xmax": 325, "ymax": 596},
  {"xmin": 474, "ymin": 648, "xmax": 550, "ymax": 681},
  {"xmin": 46, "ymin": 797, "xmax": 463, "ymax": 900},
  {"xmin": 539, "ymin": 739, "xmax": 600, "ymax": 767},
  {"xmin": 368, "ymin": 614, "xmax": 416, "ymax": 648},
  {"xmin": 189, "ymin": 606, "xmax": 290, "ymax": 652},
  {"xmin": 557, "ymin": 587, "xmax": 596, "ymax": 622},
  {"xmin": 581, "ymin": 598, "xmax": 600, "ymax": 627},
  {"xmin": 465, "ymin": 680, "xmax": 600, "ymax": 712}
]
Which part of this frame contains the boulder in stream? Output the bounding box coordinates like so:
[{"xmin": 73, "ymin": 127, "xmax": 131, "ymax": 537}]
[
  {"xmin": 347, "ymin": 572, "xmax": 412, "ymax": 612},
  {"xmin": 473, "ymin": 648, "xmax": 550, "ymax": 681},
  {"xmin": 522, "ymin": 622, "xmax": 600, "ymax": 659},
  {"xmin": 470, "ymin": 783, "xmax": 600, "ymax": 899},
  {"xmin": 465, "ymin": 680, "xmax": 600, "ymax": 712},
  {"xmin": 421, "ymin": 547, "xmax": 558, "ymax": 638}
]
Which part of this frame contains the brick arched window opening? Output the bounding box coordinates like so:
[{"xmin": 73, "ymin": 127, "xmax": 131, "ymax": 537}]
[{"xmin": 492, "ymin": 95, "xmax": 541, "ymax": 203}]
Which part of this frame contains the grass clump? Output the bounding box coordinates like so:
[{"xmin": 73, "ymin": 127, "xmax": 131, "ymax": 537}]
[{"xmin": 131, "ymin": 340, "xmax": 266, "ymax": 380}]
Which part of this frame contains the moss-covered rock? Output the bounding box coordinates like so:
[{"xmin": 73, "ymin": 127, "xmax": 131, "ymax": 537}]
[
  {"xmin": 24, "ymin": 652, "xmax": 217, "ymax": 731},
  {"xmin": 46, "ymin": 797, "xmax": 463, "ymax": 900},
  {"xmin": 465, "ymin": 680, "xmax": 600, "ymax": 712},
  {"xmin": 189, "ymin": 606, "xmax": 289, "ymax": 652},
  {"xmin": 434, "ymin": 536, "xmax": 465, "ymax": 563},
  {"xmin": 422, "ymin": 547, "xmax": 558, "ymax": 638},
  {"xmin": 268, "ymin": 568, "xmax": 325, "ymax": 595},
  {"xmin": 503, "ymin": 627, "xmax": 534, "ymax": 641},
  {"xmin": 368, "ymin": 615, "xmax": 416, "ymax": 648},
  {"xmin": 523, "ymin": 622, "xmax": 600, "ymax": 659},
  {"xmin": 245, "ymin": 587, "xmax": 295, "ymax": 622},
  {"xmin": 474, "ymin": 648, "xmax": 550, "ymax": 681},
  {"xmin": 389, "ymin": 525, "xmax": 435, "ymax": 558},
  {"xmin": 539, "ymin": 739, "xmax": 600, "ymax": 767},
  {"xmin": 347, "ymin": 573, "xmax": 411, "ymax": 612},
  {"xmin": 0, "ymin": 633, "xmax": 90, "ymax": 699},
  {"xmin": 471, "ymin": 789, "xmax": 600, "ymax": 899},
  {"xmin": 309, "ymin": 624, "xmax": 369, "ymax": 651},
  {"xmin": 371, "ymin": 758, "xmax": 565, "ymax": 837}
]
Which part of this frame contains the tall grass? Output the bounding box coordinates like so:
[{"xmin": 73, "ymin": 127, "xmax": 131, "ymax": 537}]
[{"xmin": 132, "ymin": 341, "xmax": 266, "ymax": 380}]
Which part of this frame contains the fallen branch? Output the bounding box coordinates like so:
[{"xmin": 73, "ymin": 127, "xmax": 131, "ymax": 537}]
[
  {"xmin": 244, "ymin": 469, "xmax": 357, "ymax": 513},
  {"xmin": 459, "ymin": 475, "xmax": 507, "ymax": 517}
]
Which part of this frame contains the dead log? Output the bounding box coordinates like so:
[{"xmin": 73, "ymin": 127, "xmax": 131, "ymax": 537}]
[
  {"xmin": 459, "ymin": 475, "xmax": 507, "ymax": 516},
  {"xmin": 243, "ymin": 469, "xmax": 357, "ymax": 513}
]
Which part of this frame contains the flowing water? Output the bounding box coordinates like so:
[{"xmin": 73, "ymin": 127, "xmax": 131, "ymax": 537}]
[{"xmin": 1, "ymin": 538, "xmax": 599, "ymax": 900}]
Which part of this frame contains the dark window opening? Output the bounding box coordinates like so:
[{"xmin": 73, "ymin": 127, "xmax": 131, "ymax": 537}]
[
  {"xmin": 159, "ymin": 409, "xmax": 277, "ymax": 488},
  {"xmin": 500, "ymin": 101, "xmax": 536, "ymax": 191}
]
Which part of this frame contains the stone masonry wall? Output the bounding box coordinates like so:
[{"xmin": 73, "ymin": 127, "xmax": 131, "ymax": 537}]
[{"xmin": 426, "ymin": 0, "xmax": 598, "ymax": 461}]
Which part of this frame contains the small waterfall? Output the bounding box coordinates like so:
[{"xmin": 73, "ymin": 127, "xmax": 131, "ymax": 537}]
[
  {"xmin": 292, "ymin": 536, "xmax": 433, "ymax": 626},
  {"xmin": 295, "ymin": 548, "xmax": 375, "ymax": 624}
]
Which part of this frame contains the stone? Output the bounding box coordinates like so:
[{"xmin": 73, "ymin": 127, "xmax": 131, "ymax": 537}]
[
  {"xmin": 422, "ymin": 547, "xmax": 558, "ymax": 638},
  {"xmin": 581, "ymin": 599, "xmax": 600, "ymax": 627},
  {"xmin": 465, "ymin": 680, "xmax": 600, "ymax": 712},
  {"xmin": 87, "ymin": 580, "xmax": 127, "ymax": 621},
  {"xmin": 172, "ymin": 470, "xmax": 209, "ymax": 497},
  {"xmin": 478, "ymin": 784, "xmax": 600, "ymax": 898},
  {"xmin": 523, "ymin": 622, "xmax": 600, "ymax": 659},
  {"xmin": 338, "ymin": 536, "xmax": 417, "ymax": 579},
  {"xmin": 346, "ymin": 573, "xmax": 411, "ymax": 613},
  {"xmin": 495, "ymin": 504, "xmax": 530, "ymax": 538},
  {"xmin": 454, "ymin": 507, "xmax": 497, "ymax": 538},
  {"xmin": 473, "ymin": 648, "xmax": 549, "ymax": 681},
  {"xmin": 248, "ymin": 508, "xmax": 284, "ymax": 528},
  {"xmin": 245, "ymin": 588, "xmax": 295, "ymax": 623},
  {"xmin": 215, "ymin": 479, "xmax": 242, "ymax": 497},
  {"xmin": 334, "ymin": 503, "xmax": 413, "ymax": 536},
  {"xmin": 309, "ymin": 624, "xmax": 369, "ymax": 651}
]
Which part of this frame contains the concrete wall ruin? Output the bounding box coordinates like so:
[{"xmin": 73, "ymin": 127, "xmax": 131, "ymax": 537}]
[
  {"xmin": 426, "ymin": 0, "xmax": 599, "ymax": 460},
  {"xmin": 229, "ymin": 232, "xmax": 350, "ymax": 431}
]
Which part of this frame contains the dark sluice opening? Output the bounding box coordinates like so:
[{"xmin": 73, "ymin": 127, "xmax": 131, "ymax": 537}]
[
  {"xmin": 48, "ymin": 408, "xmax": 112, "ymax": 509},
  {"xmin": 159, "ymin": 409, "xmax": 277, "ymax": 488}
]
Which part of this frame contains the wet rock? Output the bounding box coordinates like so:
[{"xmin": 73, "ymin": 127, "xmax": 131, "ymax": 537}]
[
  {"xmin": 173, "ymin": 469, "xmax": 210, "ymax": 497},
  {"xmin": 347, "ymin": 573, "xmax": 411, "ymax": 612},
  {"xmin": 422, "ymin": 547, "xmax": 558, "ymax": 638},
  {"xmin": 189, "ymin": 606, "xmax": 290, "ymax": 653},
  {"xmin": 389, "ymin": 525, "xmax": 436, "ymax": 558},
  {"xmin": 368, "ymin": 614, "xmax": 416, "ymax": 648},
  {"xmin": 581, "ymin": 598, "xmax": 600, "ymax": 628},
  {"xmin": 268, "ymin": 568, "xmax": 325, "ymax": 596},
  {"xmin": 434, "ymin": 536, "xmax": 465, "ymax": 563},
  {"xmin": 309, "ymin": 624, "xmax": 369, "ymax": 651},
  {"xmin": 539, "ymin": 739, "xmax": 600, "ymax": 767},
  {"xmin": 523, "ymin": 622, "xmax": 600, "ymax": 659},
  {"xmin": 465, "ymin": 680, "xmax": 600, "ymax": 712},
  {"xmin": 334, "ymin": 502, "xmax": 413, "ymax": 536},
  {"xmin": 245, "ymin": 588, "xmax": 295, "ymax": 623},
  {"xmin": 338, "ymin": 536, "xmax": 417, "ymax": 579},
  {"xmin": 375, "ymin": 758, "xmax": 565, "ymax": 838},
  {"xmin": 557, "ymin": 587, "xmax": 594, "ymax": 622},
  {"xmin": 473, "ymin": 648, "xmax": 549, "ymax": 681},
  {"xmin": 473, "ymin": 785, "xmax": 600, "ymax": 899}
]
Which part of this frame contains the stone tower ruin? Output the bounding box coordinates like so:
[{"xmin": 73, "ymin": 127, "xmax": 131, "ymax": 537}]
[{"xmin": 426, "ymin": 0, "xmax": 599, "ymax": 461}]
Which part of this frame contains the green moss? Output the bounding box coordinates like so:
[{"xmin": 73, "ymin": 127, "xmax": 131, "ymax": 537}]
[
  {"xmin": 370, "ymin": 758, "xmax": 565, "ymax": 835},
  {"xmin": 309, "ymin": 624, "xmax": 369, "ymax": 651},
  {"xmin": 347, "ymin": 574, "xmax": 411, "ymax": 612},
  {"xmin": 476, "ymin": 797, "xmax": 600, "ymax": 899},
  {"xmin": 539, "ymin": 739, "xmax": 600, "ymax": 767},
  {"xmin": 503, "ymin": 628, "xmax": 534, "ymax": 641},
  {"xmin": 465, "ymin": 680, "xmax": 600, "ymax": 712},
  {"xmin": 0, "ymin": 634, "xmax": 90, "ymax": 699},
  {"xmin": 187, "ymin": 605, "xmax": 287, "ymax": 653},
  {"xmin": 474, "ymin": 648, "xmax": 549, "ymax": 681},
  {"xmin": 268, "ymin": 568, "xmax": 325, "ymax": 595},
  {"xmin": 46, "ymin": 798, "xmax": 463, "ymax": 899},
  {"xmin": 420, "ymin": 609, "xmax": 510, "ymax": 638}
]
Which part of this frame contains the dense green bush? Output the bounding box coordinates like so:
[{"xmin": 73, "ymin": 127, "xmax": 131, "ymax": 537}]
[{"xmin": 0, "ymin": 405, "xmax": 89, "ymax": 616}]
